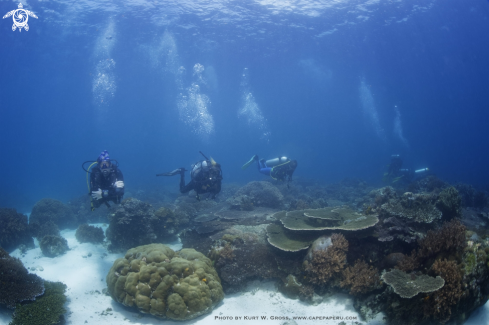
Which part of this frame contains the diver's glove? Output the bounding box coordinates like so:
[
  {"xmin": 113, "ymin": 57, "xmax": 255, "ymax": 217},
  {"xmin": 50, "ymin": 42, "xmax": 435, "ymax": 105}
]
[
  {"xmin": 114, "ymin": 180, "xmax": 124, "ymax": 189},
  {"xmin": 91, "ymin": 189, "xmax": 102, "ymax": 200}
]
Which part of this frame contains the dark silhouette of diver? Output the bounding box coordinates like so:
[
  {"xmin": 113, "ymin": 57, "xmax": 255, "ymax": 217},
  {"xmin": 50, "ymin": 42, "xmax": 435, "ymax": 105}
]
[
  {"xmin": 242, "ymin": 155, "xmax": 297, "ymax": 187},
  {"xmin": 157, "ymin": 152, "xmax": 222, "ymax": 200},
  {"xmin": 383, "ymin": 154, "xmax": 429, "ymax": 184}
]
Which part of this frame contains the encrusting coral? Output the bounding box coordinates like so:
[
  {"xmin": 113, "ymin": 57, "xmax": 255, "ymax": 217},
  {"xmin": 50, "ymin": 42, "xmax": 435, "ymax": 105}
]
[{"xmin": 106, "ymin": 244, "xmax": 224, "ymax": 320}]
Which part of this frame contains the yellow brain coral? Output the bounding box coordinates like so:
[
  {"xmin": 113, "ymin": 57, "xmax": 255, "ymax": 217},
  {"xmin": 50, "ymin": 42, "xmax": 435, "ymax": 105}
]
[{"xmin": 106, "ymin": 244, "xmax": 224, "ymax": 320}]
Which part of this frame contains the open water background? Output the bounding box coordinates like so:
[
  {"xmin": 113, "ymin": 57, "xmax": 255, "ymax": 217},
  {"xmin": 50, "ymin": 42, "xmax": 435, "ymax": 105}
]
[{"xmin": 1, "ymin": 0, "xmax": 489, "ymax": 212}]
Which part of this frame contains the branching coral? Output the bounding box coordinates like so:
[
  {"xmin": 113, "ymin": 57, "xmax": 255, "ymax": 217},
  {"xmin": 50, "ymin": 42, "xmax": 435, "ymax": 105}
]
[
  {"xmin": 340, "ymin": 259, "xmax": 380, "ymax": 295},
  {"xmin": 396, "ymin": 249, "xmax": 420, "ymax": 272},
  {"xmin": 304, "ymin": 233, "xmax": 348, "ymax": 285},
  {"xmin": 423, "ymin": 259, "xmax": 463, "ymax": 324},
  {"xmin": 418, "ymin": 219, "xmax": 466, "ymax": 259}
]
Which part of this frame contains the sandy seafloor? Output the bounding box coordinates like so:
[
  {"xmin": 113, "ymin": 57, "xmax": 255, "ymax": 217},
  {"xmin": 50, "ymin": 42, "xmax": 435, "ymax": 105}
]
[{"xmin": 0, "ymin": 224, "xmax": 487, "ymax": 325}]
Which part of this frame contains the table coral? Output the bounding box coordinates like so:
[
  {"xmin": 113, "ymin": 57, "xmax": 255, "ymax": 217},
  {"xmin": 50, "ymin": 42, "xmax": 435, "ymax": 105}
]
[
  {"xmin": 106, "ymin": 244, "xmax": 224, "ymax": 320},
  {"xmin": 382, "ymin": 269, "xmax": 445, "ymax": 299},
  {"xmin": 0, "ymin": 247, "xmax": 45, "ymax": 308},
  {"xmin": 9, "ymin": 281, "xmax": 67, "ymax": 325}
]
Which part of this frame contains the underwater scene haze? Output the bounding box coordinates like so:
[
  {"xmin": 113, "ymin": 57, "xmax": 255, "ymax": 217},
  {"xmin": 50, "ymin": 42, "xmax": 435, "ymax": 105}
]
[{"xmin": 2, "ymin": 0, "xmax": 489, "ymax": 324}]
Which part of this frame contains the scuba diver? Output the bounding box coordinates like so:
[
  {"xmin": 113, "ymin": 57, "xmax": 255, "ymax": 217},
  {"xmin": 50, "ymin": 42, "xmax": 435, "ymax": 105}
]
[
  {"xmin": 242, "ymin": 155, "xmax": 297, "ymax": 187},
  {"xmin": 157, "ymin": 151, "xmax": 222, "ymax": 200},
  {"xmin": 383, "ymin": 154, "xmax": 429, "ymax": 184},
  {"xmin": 82, "ymin": 150, "xmax": 124, "ymax": 210}
]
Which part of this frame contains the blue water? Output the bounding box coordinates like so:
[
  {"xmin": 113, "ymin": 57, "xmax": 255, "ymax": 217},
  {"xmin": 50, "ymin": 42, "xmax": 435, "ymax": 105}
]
[{"xmin": 1, "ymin": 0, "xmax": 489, "ymax": 212}]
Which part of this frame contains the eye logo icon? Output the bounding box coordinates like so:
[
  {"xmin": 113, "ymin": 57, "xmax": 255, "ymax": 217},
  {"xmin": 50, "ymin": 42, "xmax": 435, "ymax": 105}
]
[{"xmin": 3, "ymin": 3, "xmax": 38, "ymax": 32}]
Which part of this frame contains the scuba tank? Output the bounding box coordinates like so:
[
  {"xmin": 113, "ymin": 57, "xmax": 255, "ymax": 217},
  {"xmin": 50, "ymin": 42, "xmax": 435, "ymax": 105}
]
[
  {"xmin": 415, "ymin": 168, "xmax": 429, "ymax": 173},
  {"xmin": 265, "ymin": 156, "xmax": 289, "ymax": 167}
]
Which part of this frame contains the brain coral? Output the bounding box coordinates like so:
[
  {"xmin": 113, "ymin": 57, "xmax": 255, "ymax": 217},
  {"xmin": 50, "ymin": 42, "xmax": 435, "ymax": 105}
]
[{"xmin": 106, "ymin": 244, "xmax": 224, "ymax": 320}]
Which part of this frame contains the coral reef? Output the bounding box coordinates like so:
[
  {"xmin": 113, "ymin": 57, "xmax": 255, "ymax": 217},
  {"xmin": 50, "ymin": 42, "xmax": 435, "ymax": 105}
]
[
  {"xmin": 232, "ymin": 181, "xmax": 284, "ymax": 209},
  {"xmin": 379, "ymin": 192, "xmax": 442, "ymax": 224},
  {"xmin": 29, "ymin": 198, "xmax": 77, "ymax": 230},
  {"xmin": 67, "ymin": 194, "xmax": 108, "ymax": 224},
  {"xmin": 9, "ymin": 281, "xmax": 67, "ymax": 325},
  {"xmin": 153, "ymin": 206, "xmax": 187, "ymax": 238},
  {"xmin": 0, "ymin": 208, "xmax": 33, "ymax": 251},
  {"xmin": 0, "ymin": 247, "xmax": 45, "ymax": 308},
  {"xmin": 436, "ymin": 186, "xmax": 462, "ymax": 220},
  {"xmin": 407, "ymin": 175, "xmax": 448, "ymax": 193},
  {"xmin": 39, "ymin": 235, "xmax": 69, "ymax": 257},
  {"xmin": 209, "ymin": 225, "xmax": 283, "ymax": 293},
  {"xmin": 381, "ymin": 269, "xmax": 445, "ymax": 299},
  {"xmin": 106, "ymin": 244, "xmax": 224, "ymax": 320},
  {"xmin": 29, "ymin": 220, "xmax": 60, "ymax": 241},
  {"xmin": 376, "ymin": 217, "xmax": 420, "ymax": 244},
  {"xmin": 455, "ymin": 183, "xmax": 478, "ymax": 207},
  {"xmin": 106, "ymin": 198, "xmax": 180, "ymax": 252},
  {"xmin": 424, "ymin": 259, "xmax": 463, "ymax": 323},
  {"xmin": 75, "ymin": 224, "xmax": 105, "ymax": 244},
  {"xmin": 417, "ymin": 219, "xmax": 466, "ymax": 259},
  {"xmin": 340, "ymin": 259, "xmax": 381, "ymax": 295},
  {"xmin": 395, "ymin": 250, "xmax": 420, "ymax": 272},
  {"xmin": 303, "ymin": 233, "xmax": 348, "ymax": 286}
]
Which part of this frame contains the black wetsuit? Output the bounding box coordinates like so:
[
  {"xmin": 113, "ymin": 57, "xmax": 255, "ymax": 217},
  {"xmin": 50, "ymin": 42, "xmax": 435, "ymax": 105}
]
[
  {"xmin": 90, "ymin": 166, "xmax": 124, "ymax": 208},
  {"xmin": 180, "ymin": 160, "xmax": 222, "ymax": 199}
]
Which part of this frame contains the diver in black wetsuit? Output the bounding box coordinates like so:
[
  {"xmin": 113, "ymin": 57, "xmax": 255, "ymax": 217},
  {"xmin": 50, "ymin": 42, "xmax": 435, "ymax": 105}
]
[
  {"xmin": 157, "ymin": 152, "xmax": 222, "ymax": 200},
  {"xmin": 89, "ymin": 150, "xmax": 124, "ymax": 209}
]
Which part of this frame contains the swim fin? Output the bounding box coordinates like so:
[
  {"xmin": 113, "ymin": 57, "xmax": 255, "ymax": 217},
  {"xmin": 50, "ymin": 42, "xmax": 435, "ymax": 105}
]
[
  {"xmin": 241, "ymin": 155, "xmax": 258, "ymax": 170},
  {"xmin": 156, "ymin": 168, "xmax": 186, "ymax": 177}
]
